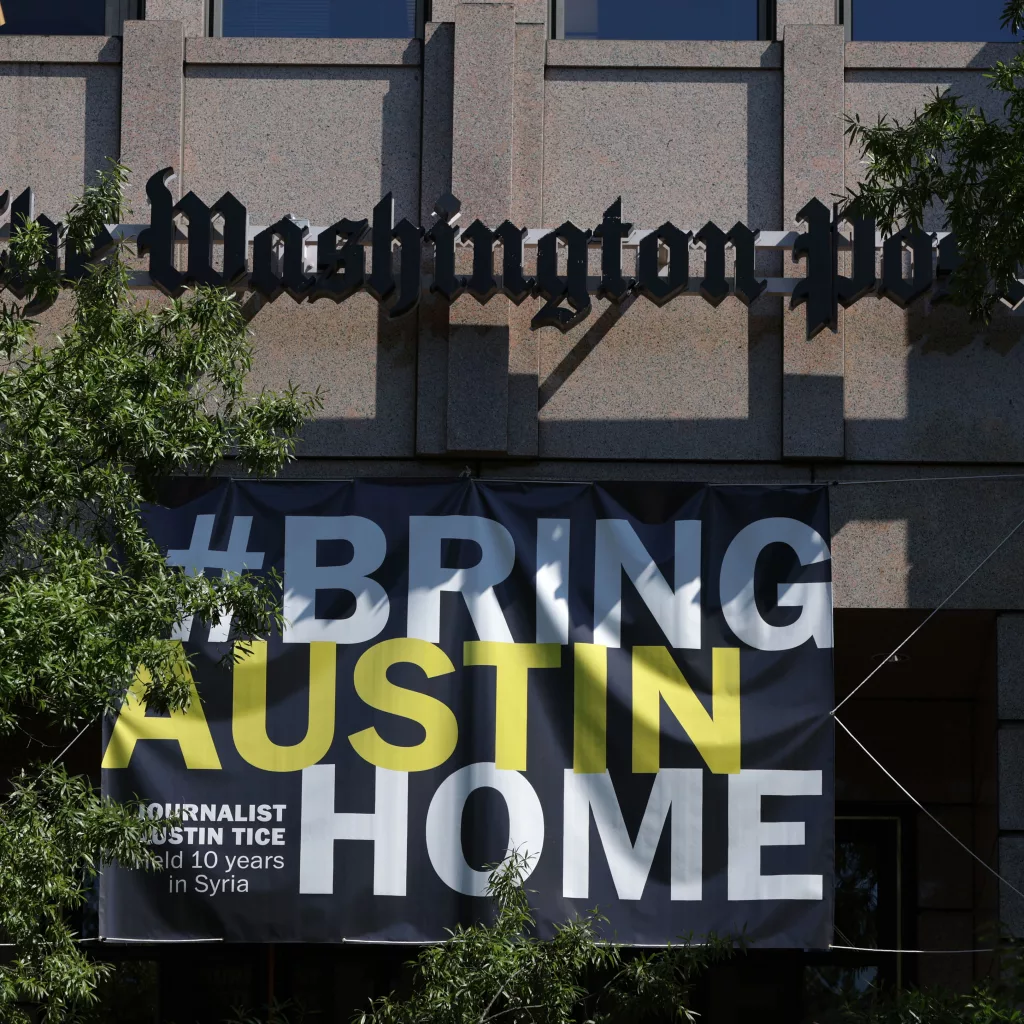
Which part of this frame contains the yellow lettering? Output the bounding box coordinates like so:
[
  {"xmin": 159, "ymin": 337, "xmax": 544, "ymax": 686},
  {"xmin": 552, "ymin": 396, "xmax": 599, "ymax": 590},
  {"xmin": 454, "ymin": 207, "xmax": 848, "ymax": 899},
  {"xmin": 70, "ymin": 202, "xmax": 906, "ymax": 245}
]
[
  {"xmin": 573, "ymin": 643, "xmax": 608, "ymax": 773},
  {"xmin": 632, "ymin": 646, "xmax": 740, "ymax": 774},
  {"xmin": 101, "ymin": 646, "xmax": 221, "ymax": 770},
  {"xmin": 348, "ymin": 638, "xmax": 458, "ymax": 772},
  {"xmin": 233, "ymin": 640, "xmax": 336, "ymax": 772},
  {"xmin": 464, "ymin": 641, "xmax": 561, "ymax": 770}
]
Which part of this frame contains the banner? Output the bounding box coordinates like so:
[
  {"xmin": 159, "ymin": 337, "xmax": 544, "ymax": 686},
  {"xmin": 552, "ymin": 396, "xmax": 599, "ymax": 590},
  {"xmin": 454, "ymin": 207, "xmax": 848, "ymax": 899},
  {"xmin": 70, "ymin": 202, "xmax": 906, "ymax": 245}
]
[{"xmin": 100, "ymin": 479, "xmax": 834, "ymax": 947}]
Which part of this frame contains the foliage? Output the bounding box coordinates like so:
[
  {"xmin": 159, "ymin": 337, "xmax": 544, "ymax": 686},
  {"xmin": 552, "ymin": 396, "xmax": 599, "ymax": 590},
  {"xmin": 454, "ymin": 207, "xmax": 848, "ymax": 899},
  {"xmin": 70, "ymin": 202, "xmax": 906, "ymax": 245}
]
[
  {"xmin": 833, "ymin": 976, "xmax": 1024, "ymax": 1024},
  {"xmin": 811, "ymin": 942, "xmax": 1024, "ymax": 1024},
  {"xmin": 844, "ymin": 0, "xmax": 1024, "ymax": 321},
  {"xmin": 225, "ymin": 999, "xmax": 304, "ymax": 1024},
  {"xmin": 354, "ymin": 852, "xmax": 736, "ymax": 1024},
  {"xmin": 0, "ymin": 767, "xmax": 159, "ymax": 1022},
  {"xmin": 0, "ymin": 161, "xmax": 316, "ymax": 1021}
]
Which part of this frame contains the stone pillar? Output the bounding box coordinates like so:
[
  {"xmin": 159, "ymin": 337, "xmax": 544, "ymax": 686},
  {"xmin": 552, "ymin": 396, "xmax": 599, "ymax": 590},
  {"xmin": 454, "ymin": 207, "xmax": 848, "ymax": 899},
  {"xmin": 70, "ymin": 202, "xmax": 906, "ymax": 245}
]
[
  {"xmin": 145, "ymin": 0, "xmax": 206, "ymax": 37},
  {"xmin": 507, "ymin": 6, "xmax": 545, "ymax": 457},
  {"xmin": 416, "ymin": 21, "xmax": 456, "ymax": 455},
  {"xmin": 998, "ymin": 615, "xmax": 1024, "ymax": 937},
  {"xmin": 776, "ymin": 0, "xmax": 836, "ymax": 35},
  {"xmin": 120, "ymin": 20, "xmax": 184, "ymax": 216},
  {"xmin": 781, "ymin": 13, "xmax": 845, "ymax": 459},
  {"xmin": 445, "ymin": 1, "xmax": 516, "ymax": 454},
  {"xmin": 425, "ymin": 0, "xmax": 545, "ymax": 456}
]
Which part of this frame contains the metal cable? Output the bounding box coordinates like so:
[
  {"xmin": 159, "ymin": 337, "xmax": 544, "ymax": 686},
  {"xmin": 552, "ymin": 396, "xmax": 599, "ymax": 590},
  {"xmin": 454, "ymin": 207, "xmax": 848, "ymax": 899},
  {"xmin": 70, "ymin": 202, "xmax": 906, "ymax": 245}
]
[
  {"xmin": 834, "ymin": 716, "xmax": 1024, "ymax": 903},
  {"xmin": 830, "ymin": 944, "xmax": 995, "ymax": 954}
]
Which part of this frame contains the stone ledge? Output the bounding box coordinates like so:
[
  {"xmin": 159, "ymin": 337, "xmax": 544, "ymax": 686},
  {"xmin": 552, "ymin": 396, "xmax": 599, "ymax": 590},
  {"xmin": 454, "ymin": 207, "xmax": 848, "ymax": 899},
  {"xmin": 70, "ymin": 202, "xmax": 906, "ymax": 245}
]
[
  {"xmin": 546, "ymin": 39, "xmax": 782, "ymax": 69},
  {"xmin": 845, "ymin": 41, "xmax": 1020, "ymax": 69},
  {"xmin": 0, "ymin": 36, "xmax": 121, "ymax": 63},
  {"xmin": 184, "ymin": 37, "xmax": 421, "ymax": 66}
]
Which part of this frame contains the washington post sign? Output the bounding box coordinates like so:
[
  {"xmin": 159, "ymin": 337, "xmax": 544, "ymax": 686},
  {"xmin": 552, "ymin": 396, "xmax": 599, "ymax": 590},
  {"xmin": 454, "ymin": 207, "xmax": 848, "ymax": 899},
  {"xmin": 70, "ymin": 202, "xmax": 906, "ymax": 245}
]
[{"xmin": 99, "ymin": 479, "xmax": 835, "ymax": 947}]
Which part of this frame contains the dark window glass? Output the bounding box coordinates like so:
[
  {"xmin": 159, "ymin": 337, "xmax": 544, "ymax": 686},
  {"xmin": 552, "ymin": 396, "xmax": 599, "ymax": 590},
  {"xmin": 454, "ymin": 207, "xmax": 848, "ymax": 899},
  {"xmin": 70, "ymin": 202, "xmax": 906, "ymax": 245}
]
[
  {"xmin": 563, "ymin": 0, "xmax": 758, "ymax": 40},
  {"xmin": 852, "ymin": 0, "xmax": 1018, "ymax": 41},
  {"xmin": 0, "ymin": 0, "xmax": 106, "ymax": 34},
  {"xmin": 802, "ymin": 816, "xmax": 906, "ymax": 1022},
  {"xmin": 223, "ymin": 0, "xmax": 416, "ymax": 38}
]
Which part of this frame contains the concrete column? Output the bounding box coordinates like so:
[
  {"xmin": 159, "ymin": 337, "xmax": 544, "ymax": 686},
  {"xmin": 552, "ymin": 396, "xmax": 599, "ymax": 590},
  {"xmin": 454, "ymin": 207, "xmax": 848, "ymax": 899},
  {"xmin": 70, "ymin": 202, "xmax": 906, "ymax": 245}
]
[
  {"xmin": 416, "ymin": 22, "xmax": 456, "ymax": 455},
  {"xmin": 776, "ymin": 0, "xmax": 835, "ymax": 35},
  {"xmin": 781, "ymin": 21, "xmax": 845, "ymax": 459},
  {"xmin": 507, "ymin": 14, "xmax": 545, "ymax": 457},
  {"xmin": 120, "ymin": 20, "xmax": 184, "ymax": 216},
  {"xmin": 451, "ymin": 3, "xmax": 514, "ymax": 226},
  {"xmin": 145, "ymin": 0, "xmax": 206, "ymax": 37},
  {"xmin": 998, "ymin": 615, "xmax": 1024, "ymax": 937},
  {"xmin": 446, "ymin": 1, "xmax": 516, "ymax": 454},
  {"xmin": 422, "ymin": 0, "xmax": 545, "ymax": 456}
]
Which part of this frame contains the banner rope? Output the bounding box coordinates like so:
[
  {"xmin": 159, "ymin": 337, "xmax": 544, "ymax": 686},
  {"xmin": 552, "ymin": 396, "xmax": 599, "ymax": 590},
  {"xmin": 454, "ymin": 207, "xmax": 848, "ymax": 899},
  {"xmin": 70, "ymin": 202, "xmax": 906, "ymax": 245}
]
[
  {"xmin": 832, "ymin": 505, "xmax": 1024, "ymax": 714},
  {"xmin": 834, "ymin": 715, "xmax": 1024, "ymax": 903}
]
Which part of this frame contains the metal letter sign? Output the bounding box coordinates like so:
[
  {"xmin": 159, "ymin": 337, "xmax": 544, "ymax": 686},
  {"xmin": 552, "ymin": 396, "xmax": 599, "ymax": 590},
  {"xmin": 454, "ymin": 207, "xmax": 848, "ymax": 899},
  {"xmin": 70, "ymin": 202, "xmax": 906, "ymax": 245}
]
[
  {"xmin": 5, "ymin": 167, "xmax": 1020, "ymax": 337},
  {"xmin": 101, "ymin": 479, "xmax": 835, "ymax": 948}
]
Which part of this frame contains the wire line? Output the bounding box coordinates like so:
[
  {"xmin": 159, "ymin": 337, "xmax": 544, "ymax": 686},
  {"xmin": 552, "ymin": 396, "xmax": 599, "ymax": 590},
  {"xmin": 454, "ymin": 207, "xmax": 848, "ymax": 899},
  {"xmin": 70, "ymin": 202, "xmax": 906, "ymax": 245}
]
[
  {"xmin": 834, "ymin": 715, "xmax": 1024, "ymax": 903},
  {"xmin": 830, "ymin": 944, "xmax": 995, "ymax": 954},
  {"xmin": 54, "ymin": 720, "xmax": 92, "ymax": 764},
  {"xmin": 830, "ymin": 473, "xmax": 1024, "ymax": 488}
]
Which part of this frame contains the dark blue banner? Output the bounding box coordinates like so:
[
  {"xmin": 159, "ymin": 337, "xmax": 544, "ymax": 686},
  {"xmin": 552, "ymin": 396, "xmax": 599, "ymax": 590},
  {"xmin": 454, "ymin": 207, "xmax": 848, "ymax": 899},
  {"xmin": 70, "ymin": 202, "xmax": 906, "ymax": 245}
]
[{"xmin": 100, "ymin": 479, "xmax": 834, "ymax": 947}]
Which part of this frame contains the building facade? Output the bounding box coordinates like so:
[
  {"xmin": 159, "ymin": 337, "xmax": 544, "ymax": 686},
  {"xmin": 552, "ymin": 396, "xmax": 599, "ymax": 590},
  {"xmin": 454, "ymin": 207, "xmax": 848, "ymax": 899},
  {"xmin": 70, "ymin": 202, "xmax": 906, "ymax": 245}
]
[{"xmin": 3, "ymin": 0, "xmax": 1024, "ymax": 1019}]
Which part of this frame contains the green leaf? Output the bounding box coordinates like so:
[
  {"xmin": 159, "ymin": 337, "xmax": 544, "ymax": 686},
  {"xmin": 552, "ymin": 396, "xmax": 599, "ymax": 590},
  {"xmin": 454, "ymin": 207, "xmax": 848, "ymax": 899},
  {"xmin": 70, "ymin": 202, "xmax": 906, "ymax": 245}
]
[{"xmin": 0, "ymin": 161, "xmax": 316, "ymax": 1021}]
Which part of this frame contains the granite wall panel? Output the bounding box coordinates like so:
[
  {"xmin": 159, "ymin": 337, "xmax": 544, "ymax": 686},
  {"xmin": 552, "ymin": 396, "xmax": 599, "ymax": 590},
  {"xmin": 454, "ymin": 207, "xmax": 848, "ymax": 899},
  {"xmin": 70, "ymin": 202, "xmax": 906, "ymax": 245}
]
[
  {"xmin": 535, "ymin": 294, "xmax": 782, "ymax": 461},
  {"xmin": 845, "ymin": 70, "xmax": 1024, "ymax": 463},
  {"xmin": 244, "ymin": 295, "xmax": 417, "ymax": 458},
  {"xmin": 447, "ymin": 326, "xmax": 510, "ymax": 452},
  {"xmin": 1000, "ymin": 837, "xmax": 1024, "ymax": 938},
  {"xmin": 542, "ymin": 67, "xmax": 781, "ymax": 228},
  {"xmin": 999, "ymin": 615, "xmax": 1024, "ymax": 721},
  {"xmin": 182, "ymin": 64, "xmax": 422, "ymax": 223},
  {"xmin": 180, "ymin": 62, "xmax": 421, "ymax": 456},
  {"xmin": 0, "ymin": 62, "xmax": 120, "ymax": 215},
  {"xmin": 1000, "ymin": 726, "xmax": 1024, "ymax": 831},
  {"xmin": 122, "ymin": 20, "xmax": 183, "ymax": 212},
  {"xmin": 539, "ymin": 67, "xmax": 782, "ymax": 461},
  {"xmin": 828, "ymin": 468, "xmax": 1024, "ymax": 610}
]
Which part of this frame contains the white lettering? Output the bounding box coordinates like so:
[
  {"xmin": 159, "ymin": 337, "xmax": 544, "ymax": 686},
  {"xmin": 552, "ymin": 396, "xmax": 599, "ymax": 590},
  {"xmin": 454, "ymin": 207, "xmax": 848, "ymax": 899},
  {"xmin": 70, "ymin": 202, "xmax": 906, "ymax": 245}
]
[
  {"xmin": 536, "ymin": 519, "xmax": 570, "ymax": 645},
  {"xmin": 562, "ymin": 769, "xmax": 702, "ymax": 900},
  {"xmin": 284, "ymin": 516, "xmax": 390, "ymax": 644},
  {"xmin": 593, "ymin": 520, "xmax": 701, "ymax": 649},
  {"xmin": 407, "ymin": 517, "xmax": 516, "ymax": 643},
  {"xmin": 727, "ymin": 769, "xmax": 823, "ymax": 901},
  {"xmin": 299, "ymin": 764, "xmax": 408, "ymax": 895},
  {"xmin": 424, "ymin": 762, "xmax": 544, "ymax": 896},
  {"xmin": 720, "ymin": 518, "xmax": 833, "ymax": 652}
]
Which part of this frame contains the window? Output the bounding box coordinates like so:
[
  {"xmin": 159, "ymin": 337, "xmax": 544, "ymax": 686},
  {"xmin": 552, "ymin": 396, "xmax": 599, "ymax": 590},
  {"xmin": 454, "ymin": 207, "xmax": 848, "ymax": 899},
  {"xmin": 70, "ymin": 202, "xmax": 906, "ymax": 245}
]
[
  {"xmin": 215, "ymin": 0, "xmax": 420, "ymax": 38},
  {"xmin": 802, "ymin": 814, "xmax": 911, "ymax": 1019},
  {"xmin": 555, "ymin": 0, "xmax": 770, "ymax": 40},
  {"xmin": 0, "ymin": 0, "xmax": 139, "ymax": 35},
  {"xmin": 847, "ymin": 0, "xmax": 1019, "ymax": 41}
]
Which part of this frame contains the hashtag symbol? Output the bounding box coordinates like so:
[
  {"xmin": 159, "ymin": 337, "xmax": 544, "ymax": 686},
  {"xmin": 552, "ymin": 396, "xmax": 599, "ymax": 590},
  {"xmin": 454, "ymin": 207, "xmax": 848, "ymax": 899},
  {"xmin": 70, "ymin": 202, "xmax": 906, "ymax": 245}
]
[{"xmin": 166, "ymin": 515, "xmax": 266, "ymax": 642}]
